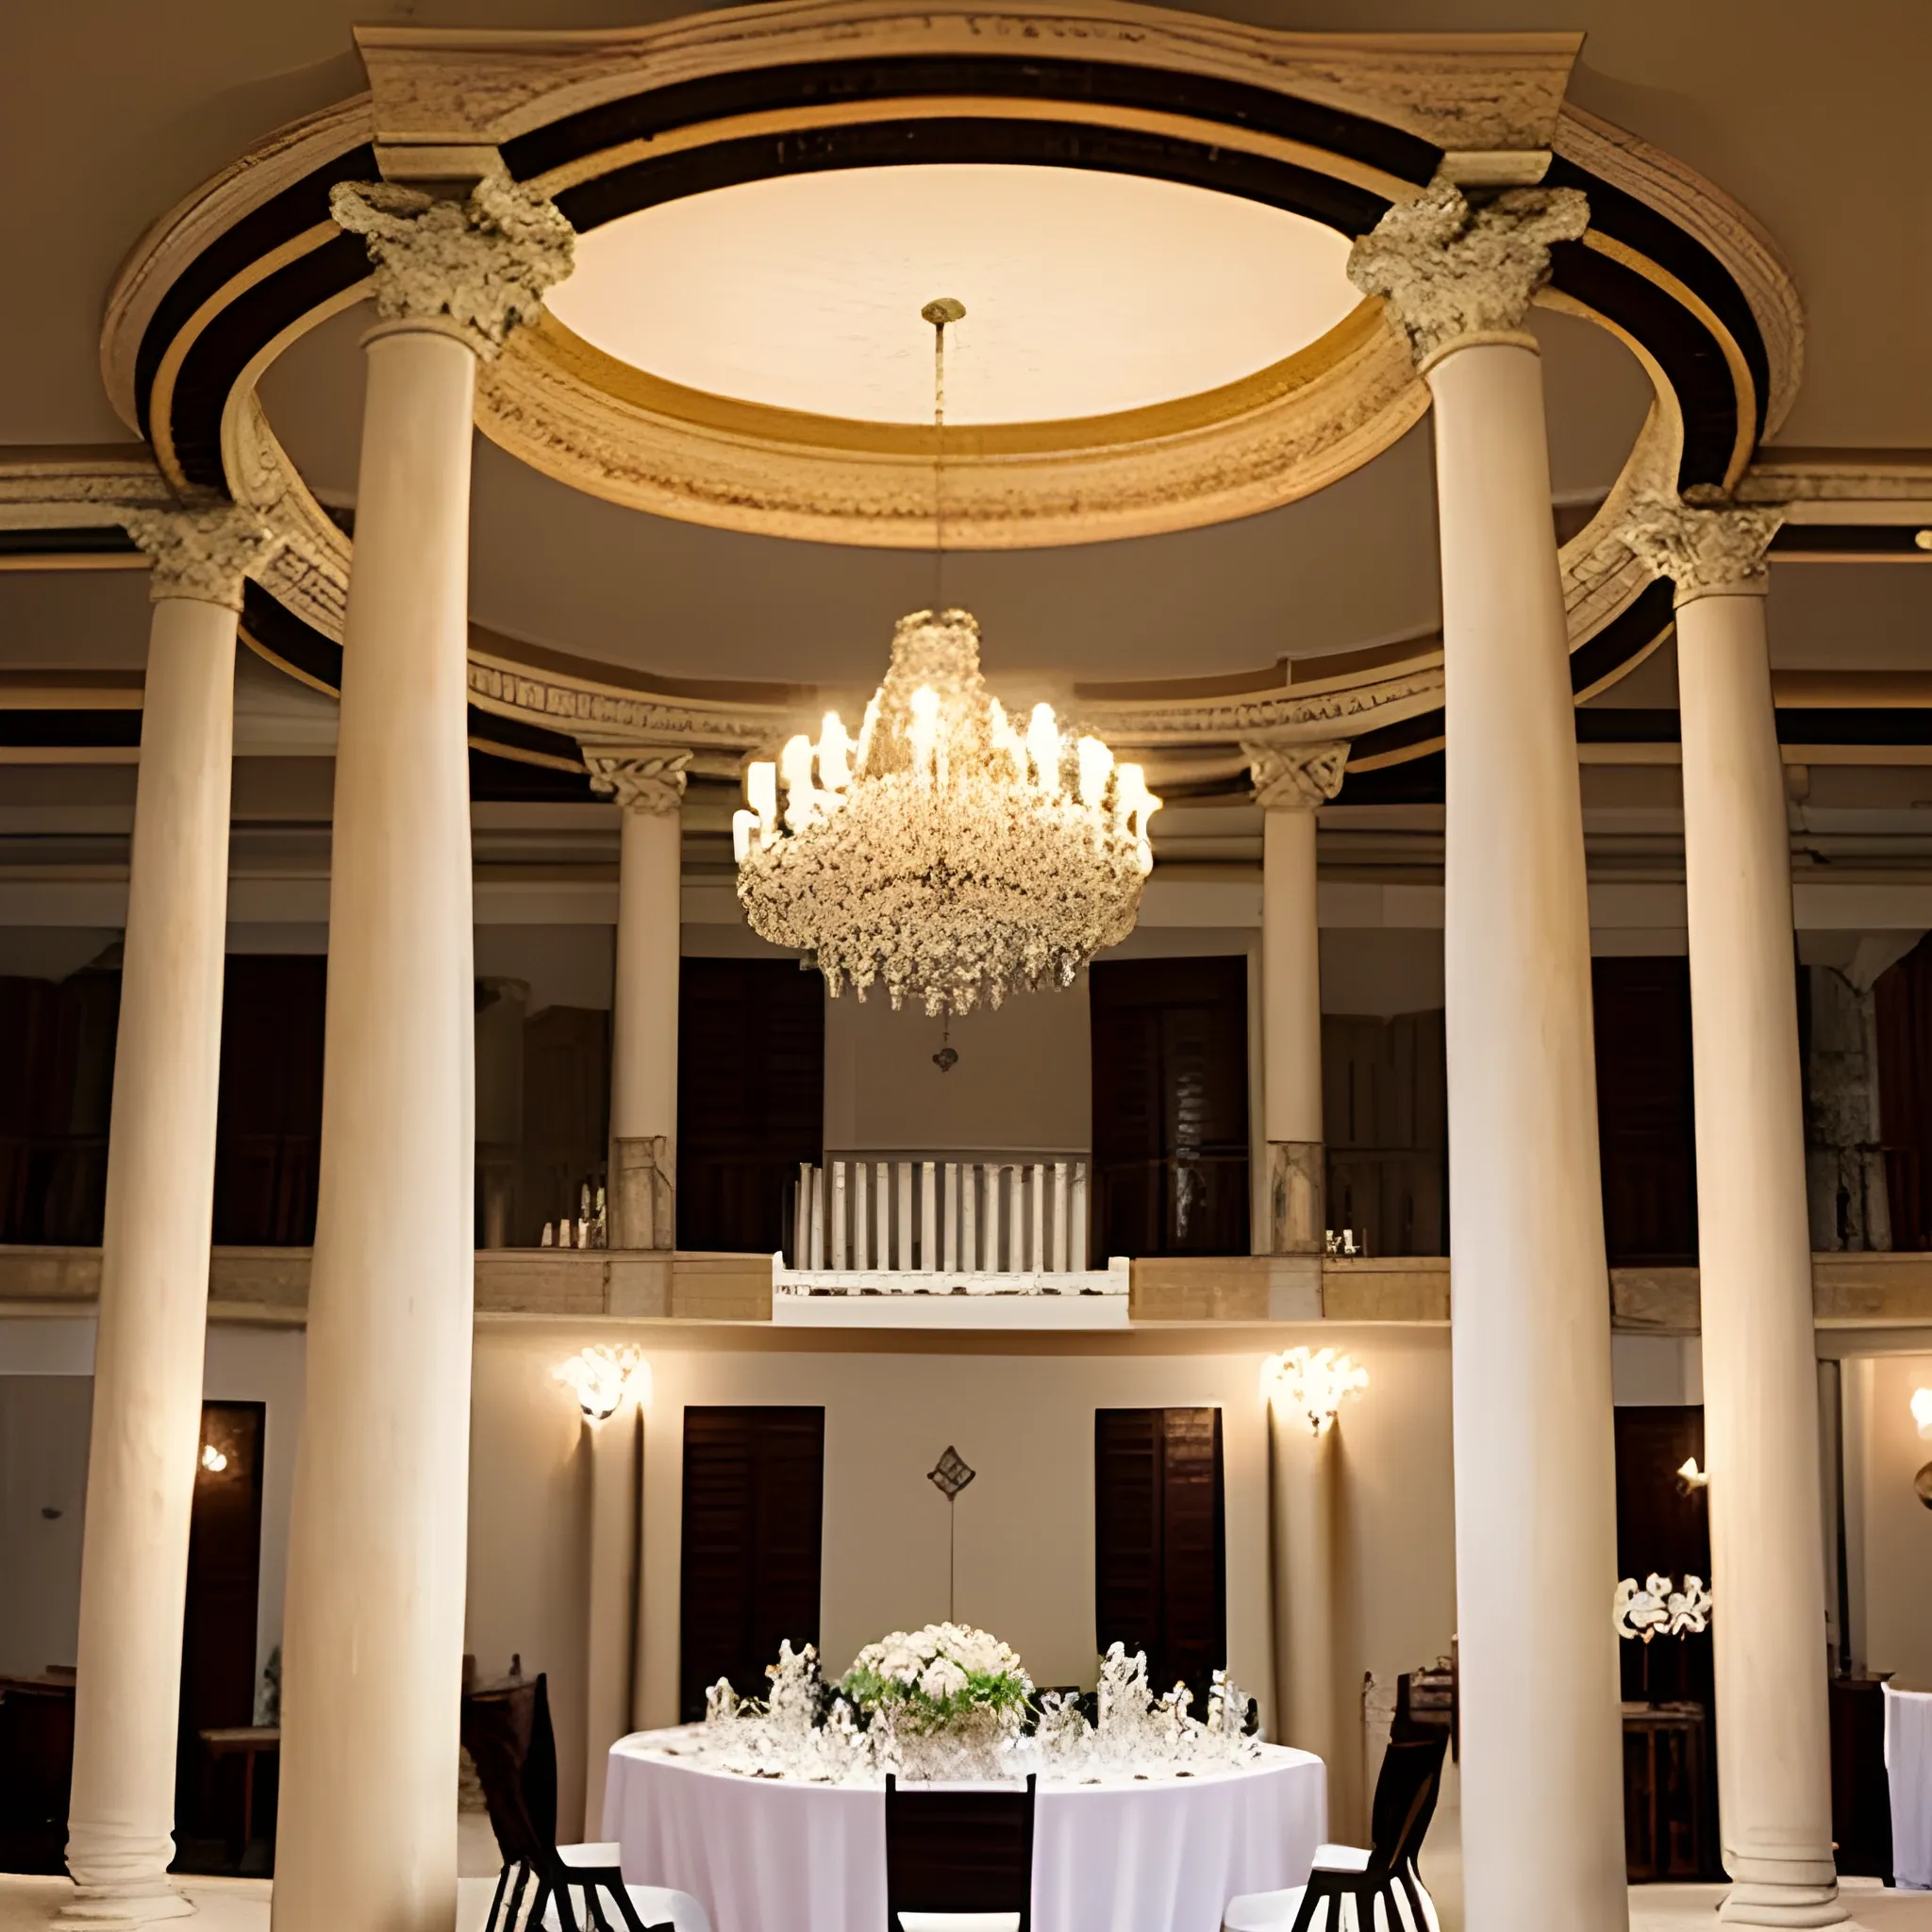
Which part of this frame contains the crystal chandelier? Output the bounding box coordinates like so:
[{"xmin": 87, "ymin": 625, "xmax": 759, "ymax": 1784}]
[{"xmin": 733, "ymin": 607, "xmax": 1159, "ymax": 1016}]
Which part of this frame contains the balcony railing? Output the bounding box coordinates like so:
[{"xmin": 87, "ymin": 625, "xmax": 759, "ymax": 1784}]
[{"xmin": 791, "ymin": 1158, "xmax": 1091, "ymax": 1274}]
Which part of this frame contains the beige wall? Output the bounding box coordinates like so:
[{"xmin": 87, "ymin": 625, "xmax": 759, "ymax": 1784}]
[
  {"xmin": 1851, "ymin": 1353, "xmax": 1932, "ymax": 1691},
  {"xmin": 823, "ymin": 977, "xmax": 1092, "ymax": 1156}
]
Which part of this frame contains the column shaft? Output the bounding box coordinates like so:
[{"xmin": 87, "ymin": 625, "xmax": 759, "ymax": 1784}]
[
  {"xmin": 1262, "ymin": 808, "xmax": 1324, "ymax": 1251},
  {"xmin": 62, "ymin": 595, "xmax": 239, "ymax": 1926},
  {"xmin": 1268, "ymin": 1410, "xmax": 1339, "ymax": 1816},
  {"xmin": 273, "ymin": 325, "xmax": 478, "ymax": 1932},
  {"xmin": 1433, "ymin": 341, "xmax": 1625, "ymax": 1932},
  {"xmin": 611, "ymin": 805, "xmax": 681, "ymax": 1249},
  {"xmin": 1678, "ymin": 589, "xmax": 1842, "ymax": 1927}
]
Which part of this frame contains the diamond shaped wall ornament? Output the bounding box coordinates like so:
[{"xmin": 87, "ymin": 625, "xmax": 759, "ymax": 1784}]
[{"xmin": 928, "ymin": 1445, "xmax": 976, "ymax": 1500}]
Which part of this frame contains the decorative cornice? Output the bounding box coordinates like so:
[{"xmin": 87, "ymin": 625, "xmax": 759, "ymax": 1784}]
[
  {"xmin": 120, "ymin": 505, "xmax": 285, "ymax": 610},
  {"xmin": 467, "ymin": 655, "xmax": 789, "ymax": 754},
  {"xmin": 1618, "ymin": 492, "xmax": 1787, "ymax": 606},
  {"xmin": 1083, "ymin": 670, "xmax": 1444, "ymax": 747},
  {"xmin": 1348, "ymin": 177, "xmax": 1590, "ymax": 369},
  {"xmin": 327, "ymin": 173, "xmax": 574, "ymax": 358},
  {"xmin": 1244, "ymin": 740, "xmax": 1350, "ymax": 810},
  {"xmin": 583, "ymin": 749, "xmax": 691, "ymax": 814}
]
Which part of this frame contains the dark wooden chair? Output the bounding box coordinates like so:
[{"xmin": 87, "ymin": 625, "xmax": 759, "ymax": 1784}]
[
  {"xmin": 884, "ymin": 1772, "xmax": 1036, "ymax": 1932},
  {"xmin": 461, "ymin": 1674, "xmax": 702, "ymax": 1932},
  {"xmin": 1223, "ymin": 1734, "xmax": 1447, "ymax": 1932}
]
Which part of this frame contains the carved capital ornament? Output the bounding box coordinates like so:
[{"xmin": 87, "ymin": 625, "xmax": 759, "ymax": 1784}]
[
  {"xmin": 120, "ymin": 504, "xmax": 284, "ymax": 611},
  {"xmin": 1348, "ymin": 179, "xmax": 1591, "ymax": 370},
  {"xmin": 584, "ymin": 750, "xmax": 692, "ymax": 815},
  {"xmin": 328, "ymin": 174, "xmax": 575, "ymax": 358},
  {"xmin": 1244, "ymin": 740, "xmax": 1350, "ymax": 811},
  {"xmin": 1618, "ymin": 493, "xmax": 1787, "ymax": 605}
]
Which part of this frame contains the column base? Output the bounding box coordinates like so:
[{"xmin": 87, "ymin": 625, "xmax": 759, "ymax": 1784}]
[
  {"xmin": 1718, "ymin": 1880, "xmax": 1849, "ymax": 1928},
  {"xmin": 55, "ymin": 1885, "xmax": 196, "ymax": 1929}
]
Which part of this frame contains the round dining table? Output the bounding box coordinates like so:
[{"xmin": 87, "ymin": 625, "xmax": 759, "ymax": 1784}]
[{"xmin": 603, "ymin": 1726, "xmax": 1326, "ymax": 1932}]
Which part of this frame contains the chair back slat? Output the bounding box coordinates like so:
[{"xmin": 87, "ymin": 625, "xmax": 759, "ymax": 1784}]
[
  {"xmin": 884, "ymin": 1774, "xmax": 1036, "ymax": 1925},
  {"xmin": 462, "ymin": 1674, "xmax": 561, "ymax": 1868},
  {"xmin": 1367, "ymin": 1734, "xmax": 1445, "ymax": 1874}
]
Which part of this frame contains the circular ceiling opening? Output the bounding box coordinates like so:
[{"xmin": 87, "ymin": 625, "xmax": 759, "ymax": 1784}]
[{"xmin": 546, "ymin": 164, "xmax": 1361, "ymax": 427}]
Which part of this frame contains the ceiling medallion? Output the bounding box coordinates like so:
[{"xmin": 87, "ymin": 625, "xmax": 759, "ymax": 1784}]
[{"xmin": 733, "ymin": 607, "xmax": 1159, "ymax": 1016}]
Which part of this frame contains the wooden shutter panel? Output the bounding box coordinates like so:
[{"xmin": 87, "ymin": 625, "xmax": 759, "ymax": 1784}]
[{"xmin": 679, "ymin": 1406, "xmax": 825, "ymax": 1722}]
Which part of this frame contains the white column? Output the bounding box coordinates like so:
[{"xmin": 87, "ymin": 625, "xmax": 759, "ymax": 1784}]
[
  {"xmin": 589, "ymin": 753, "xmax": 689, "ymax": 1252},
  {"xmin": 1352, "ymin": 181, "xmax": 1625, "ymax": 1932},
  {"xmin": 60, "ymin": 509, "xmax": 280, "ymax": 1930},
  {"xmin": 273, "ymin": 175, "xmax": 573, "ymax": 1932},
  {"xmin": 1623, "ymin": 498, "xmax": 1843, "ymax": 1927},
  {"xmin": 1247, "ymin": 741, "xmax": 1348, "ymax": 1253}
]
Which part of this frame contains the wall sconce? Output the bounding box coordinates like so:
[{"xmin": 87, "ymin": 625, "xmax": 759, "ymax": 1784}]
[
  {"xmin": 1677, "ymin": 1457, "xmax": 1708, "ymax": 1492},
  {"xmin": 199, "ymin": 1442, "xmax": 228, "ymax": 1474},
  {"xmin": 1262, "ymin": 1346, "xmax": 1368, "ymax": 1436},
  {"xmin": 1912, "ymin": 1389, "xmax": 1932, "ymax": 1440},
  {"xmin": 555, "ymin": 1344, "xmax": 652, "ymax": 1422}
]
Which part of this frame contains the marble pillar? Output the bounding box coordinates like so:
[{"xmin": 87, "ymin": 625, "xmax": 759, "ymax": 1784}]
[
  {"xmin": 1246, "ymin": 741, "xmax": 1347, "ymax": 1254},
  {"xmin": 60, "ymin": 508, "xmax": 280, "ymax": 1930},
  {"xmin": 272, "ymin": 174, "xmax": 572, "ymax": 1932},
  {"xmin": 1352, "ymin": 181, "xmax": 1627, "ymax": 1932},
  {"xmin": 1623, "ymin": 496, "xmax": 1844, "ymax": 1927},
  {"xmin": 586, "ymin": 751, "xmax": 690, "ymax": 1253}
]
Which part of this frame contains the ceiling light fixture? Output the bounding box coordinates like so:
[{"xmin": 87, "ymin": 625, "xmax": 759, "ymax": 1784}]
[{"xmin": 733, "ymin": 300, "xmax": 1159, "ymax": 1017}]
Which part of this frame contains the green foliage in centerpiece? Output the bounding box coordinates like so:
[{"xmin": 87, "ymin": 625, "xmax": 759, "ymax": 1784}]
[{"xmin": 841, "ymin": 1622, "xmax": 1033, "ymax": 1734}]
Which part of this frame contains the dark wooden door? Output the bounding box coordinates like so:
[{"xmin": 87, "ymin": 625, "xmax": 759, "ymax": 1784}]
[
  {"xmin": 1090, "ymin": 958, "xmax": 1249, "ymax": 1257},
  {"xmin": 1877, "ymin": 934, "xmax": 1932, "ymax": 1247},
  {"xmin": 212, "ymin": 957, "xmax": 327, "ymax": 1246},
  {"xmin": 1093, "ymin": 1407, "xmax": 1225, "ymax": 1706},
  {"xmin": 0, "ymin": 967, "xmax": 119, "ymax": 1243},
  {"xmin": 1593, "ymin": 958, "xmax": 1699, "ymax": 1266},
  {"xmin": 1613, "ymin": 1406, "xmax": 1720, "ymax": 1880},
  {"xmin": 1323, "ymin": 1008, "xmax": 1448, "ymax": 1257},
  {"xmin": 174, "ymin": 1401, "xmax": 265, "ymax": 1869},
  {"xmin": 677, "ymin": 958, "xmax": 824, "ymax": 1254},
  {"xmin": 679, "ymin": 1406, "xmax": 825, "ymax": 1723}
]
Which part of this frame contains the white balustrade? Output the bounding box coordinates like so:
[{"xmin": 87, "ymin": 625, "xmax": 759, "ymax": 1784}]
[{"xmin": 789, "ymin": 1157, "xmax": 1096, "ymax": 1278}]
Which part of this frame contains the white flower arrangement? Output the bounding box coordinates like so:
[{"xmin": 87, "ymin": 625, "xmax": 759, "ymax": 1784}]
[{"xmin": 841, "ymin": 1621, "xmax": 1034, "ymax": 1734}]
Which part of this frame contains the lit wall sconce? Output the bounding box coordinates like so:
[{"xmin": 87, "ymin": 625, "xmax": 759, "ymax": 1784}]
[
  {"xmin": 1677, "ymin": 1457, "xmax": 1708, "ymax": 1492},
  {"xmin": 199, "ymin": 1442, "xmax": 228, "ymax": 1474},
  {"xmin": 1262, "ymin": 1345, "xmax": 1368, "ymax": 1436},
  {"xmin": 1912, "ymin": 1389, "xmax": 1932, "ymax": 1441},
  {"xmin": 555, "ymin": 1343, "xmax": 652, "ymax": 1422}
]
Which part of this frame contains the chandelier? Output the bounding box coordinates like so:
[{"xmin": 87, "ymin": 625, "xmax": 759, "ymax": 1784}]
[{"xmin": 732, "ymin": 607, "xmax": 1159, "ymax": 1016}]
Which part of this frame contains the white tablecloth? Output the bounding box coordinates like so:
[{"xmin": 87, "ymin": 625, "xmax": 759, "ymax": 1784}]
[
  {"xmin": 1886, "ymin": 1684, "xmax": 1932, "ymax": 1889},
  {"xmin": 604, "ymin": 1728, "xmax": 1326, "ymax": 1932}
]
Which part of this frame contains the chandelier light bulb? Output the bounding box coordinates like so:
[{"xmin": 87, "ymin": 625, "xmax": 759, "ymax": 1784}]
[
  {"xmin": 735, "ymin": 608, "xmax": 1159, "ymax": 1016},
  {"xmin": 556, "ymin": 1343, "xmax": 651, "ymax": 1422},
  {"xmin": 1262, "ymin": 1345, "xmax": 1369, "ymax": 1435}
]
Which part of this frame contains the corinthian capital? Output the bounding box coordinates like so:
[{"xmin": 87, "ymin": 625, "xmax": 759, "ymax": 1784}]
[
  {"xmin": 1348, "ymin": 179, "xmax": 1590, "ymax": 370},
  {"xmin": 329, "ymin": 173, "xmax": 575, "ymax": 358},
  {"xmin": 1618, "ymin": 493, "xmax": 1787, "ymax": 605},
  {"xmin": 121, "ymin": 503, "xmax": 283, "ymax": 610},
  {"xmin": 1244, "ymin": 740, "xmax": 1349, "ymax": 812},
  {"xmin": 585, "ymin": 749, "xmax": 691, "ymax": 815}
]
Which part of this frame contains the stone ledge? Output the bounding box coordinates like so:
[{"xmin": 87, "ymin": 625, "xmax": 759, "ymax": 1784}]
[{"xmin": 6, "ymin": 1245, "xmax": 1932, "ymax": 1332}]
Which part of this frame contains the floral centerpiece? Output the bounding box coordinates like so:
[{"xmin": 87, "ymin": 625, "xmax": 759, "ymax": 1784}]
[{"xmin": 841, "ymin": 1623, "xmax": 1033, "ymax": 1777}]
